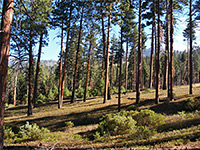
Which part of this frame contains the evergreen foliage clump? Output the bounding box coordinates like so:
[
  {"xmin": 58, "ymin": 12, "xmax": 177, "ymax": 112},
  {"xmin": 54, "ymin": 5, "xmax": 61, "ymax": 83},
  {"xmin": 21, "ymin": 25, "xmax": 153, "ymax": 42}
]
[
  {"xmin": 184, "ymin": 97, "xmax": 200, "ymax": 111},
  {"xmin": 98, "ymin": 109, "xmax": 165, "ymax": 139}
]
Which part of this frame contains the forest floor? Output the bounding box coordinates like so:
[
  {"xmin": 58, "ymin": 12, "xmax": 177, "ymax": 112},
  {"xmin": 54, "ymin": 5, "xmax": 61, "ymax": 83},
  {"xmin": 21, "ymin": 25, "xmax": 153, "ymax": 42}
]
[{"xmin": 4, "ymin": 83, "xmax": 200, "ymax": 149}]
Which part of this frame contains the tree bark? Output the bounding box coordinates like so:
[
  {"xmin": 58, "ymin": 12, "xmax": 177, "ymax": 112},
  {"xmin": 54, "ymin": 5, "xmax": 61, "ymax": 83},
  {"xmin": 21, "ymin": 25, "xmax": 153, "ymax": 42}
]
[
  {"xmin": 0, "ymin": 0, "xmax": 14, "ymax": 147},
  {"xmin": 61, "ymin": 6, "xmax": 72, "ymax": 106},
  {"xmin": 58, "ymin": 21, "xmax": 64, "ymax": 108},
  {"xmin": 136, "ymin": 0, "xmax": 142, "ymax": 104},
  {"xmin": 133, "ymin": 46, "xmax": 136, "ymax": 91},
  {"xmin": 149, "ymin": 13, "xmax": 155, "ymax": 89},
  {"xmin": 110, "ymin": 47, "xmax": 114, "ymax": 88},
  {"xmin": 118, "ymin": 27, "xmax": 123, "ymax": 112},
  {"xmin": 169, "ymin": 0, "xmax": 174, "ymax": 100},
  {"xmin": 189, "ymin": 0, "xmax": 193, "ymax": 94},
  {"xmin": 103, "ymin": 3, "xmax": 112, "ymax": 104},
  {"xmin": 84, "ymin": 35, "xmax": 92, "ymax": 102},
  {"xmin": 33, "ymin": 33, "xmax": 43, "ymax": 107},
  {"xmin": 155, "ymin": 0, "xmax": 161, "ymax": 104},
  {"xmin": 28, "ymin": 30, "xmax": 33, "ymax": 116},
  {"xmin": 163, "ymin": 0, "xmax": 169, "ymax": 90},
  {"xmin": 125, "ymin": 40, "xmax": 129, "ymax": 91},
  {"xmin": 71, "ymin": 8, "xmax": 84, "ymax": 103},
  {"xmin": 13, "ymin": 71, "xmax": 18, "ymax": 106}
]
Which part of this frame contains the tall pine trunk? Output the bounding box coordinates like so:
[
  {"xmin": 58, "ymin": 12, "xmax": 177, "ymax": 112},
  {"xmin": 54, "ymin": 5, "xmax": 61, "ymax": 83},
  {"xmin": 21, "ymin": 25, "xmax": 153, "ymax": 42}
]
[
  {"xmin": 125, "ymin": 40, "xmax": 129, "ymax": 91},
  {"xmin": 0, "ymin": 0, "xmax": 14, "ymax": 147},
  {"xmin": 61, "ymin": 6, "xmax": 72, "ymax": 106},
  {"xmin": 133, "ymin": 46, "xmax": 137, "ymax": 91},
  {"xmin": 189, "ymin": 0, "xmax": 193, "ymax": 94},
  {"xmin": 84, "ymin": 35, "xmax": 92, "ymax": 102},
  {"xmin": 58, "ymin": 22, "xmax": 64, "ymax": 108},
  {"xmin": 136, "ymin": 0, "xmax": 142, "ymax": 104},
  {"xmin": 149, "ymin": 13, "xmax": 155, "ymax": 89},
  {"xmin": 71, "ymin": 8, "xmax": 84, "ymax": 103},
  {"xmin": 110, "ymin": 47, "xmax": 114, "ymax": 88},
  {"xmin": 118, "ymin": 27, "xmax": 123, "ymax": 112},
  {"xmin": 169, "ymin": 0, "xmax": 174, "ymax": 100},
  {"xmin": 28, "ymin": 30, "xmax": 33, "ymax": 116},
  {"xmin": 13, "ymin": 71, "xmax": 18, "ymax": 106},
  {"xmin": 104, "ymin": 3, "xmax": 112, "ymax": 103},
  {"xmin": 33, "ymin": 33, "xmax": 43, "ymax": 107},
  {"xmin": 163, "ymin": 0, "xmax": 169, "ymax": 90},
  {"xmin": 155, "ymin": 0, "xmax": 161, "ymax": 104}
]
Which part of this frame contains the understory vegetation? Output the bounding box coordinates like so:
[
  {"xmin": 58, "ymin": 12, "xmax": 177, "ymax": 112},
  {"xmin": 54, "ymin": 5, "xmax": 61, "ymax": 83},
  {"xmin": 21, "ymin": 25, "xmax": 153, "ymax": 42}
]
[{"xmin": 4, "ymin": 83, "xmax": 200, "ymax": 149}]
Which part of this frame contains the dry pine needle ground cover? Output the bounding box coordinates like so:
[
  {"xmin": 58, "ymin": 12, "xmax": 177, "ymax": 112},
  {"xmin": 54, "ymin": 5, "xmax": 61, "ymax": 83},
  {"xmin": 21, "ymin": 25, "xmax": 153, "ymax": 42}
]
[{"xmin": 4, "ymin": 83, "xmax": 200, "ymax": 149}]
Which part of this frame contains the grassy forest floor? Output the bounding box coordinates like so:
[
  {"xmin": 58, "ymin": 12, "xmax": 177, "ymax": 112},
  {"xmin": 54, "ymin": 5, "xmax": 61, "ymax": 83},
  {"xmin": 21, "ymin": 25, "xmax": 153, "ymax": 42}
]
[{"xmin": 4, "ymin": 83, "xmax": 200, "ymax": 149}]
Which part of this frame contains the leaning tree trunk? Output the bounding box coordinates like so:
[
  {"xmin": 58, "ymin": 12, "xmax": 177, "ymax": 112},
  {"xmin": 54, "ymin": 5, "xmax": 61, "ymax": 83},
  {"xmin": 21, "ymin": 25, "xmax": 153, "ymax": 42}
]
[
  {"xmin": 33, "ymin": 33, "xmax": 43, "ymax": 107},
  {"xmin": 84, "ymin": 35, "xmax": 92, "ymax": 102},
  {"xmin": 136, "ymin": 0, "xmax": 142, "ymax": 104},
  {"xmin": 58, "ymin": 21, "xmax": 64, "ymax": 108},
  {"xmin": 104, "ymin": 3, "xmax": 112, "ymax": 103},
  {"xmin": 0, "ymin": 0, "xmax": 14, "ymax": 147},
  {"xmin": 28, "ymin": 30, "xmax": 34, "ymax": 116},
  {"xmin": 189, "ymin": 0, "xmax": 193, "ymax": 94},
  {"xmin": 155, "ymin": 0, "xmax": 161, "ymax": 104},
  {"xmin": 71, "ymin": 8, "xmax": 84, "ymax": 103}
]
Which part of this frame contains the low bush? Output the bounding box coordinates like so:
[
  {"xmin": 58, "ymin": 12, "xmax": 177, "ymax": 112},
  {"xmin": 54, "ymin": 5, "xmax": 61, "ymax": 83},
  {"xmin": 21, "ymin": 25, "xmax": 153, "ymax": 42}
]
[
  {"xmin": 65, "ymin": 121, "xmax": 74, "ymax": 129},
  {"xmin": 18, "ymin": 122, "xmax": 50, "ymax": 141},
  {"xmin": 127, "ymin": 105, "xmax": 137, "ymax": 111},
  {"xmin": 4, "ymin": 126, "xmax": 15, "ymax": 139},
  {"xmin": 98, "ymin": 113, "xmax": 137, "ymax": 136},
  {"xmin": 184, "ymin": 97, "xmax": 200, "ymax": 111},
  {"xmin": 75, "ymin": 88, "xmax": 84, "ymax": 98}
]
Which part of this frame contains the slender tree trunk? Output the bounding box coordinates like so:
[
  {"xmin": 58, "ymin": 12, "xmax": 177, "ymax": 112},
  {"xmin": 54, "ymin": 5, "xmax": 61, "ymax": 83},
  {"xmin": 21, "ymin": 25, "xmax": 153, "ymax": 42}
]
[
  {"xmin": 133, "ymin": 46, "xmax": 137, "ymax": 91},
  {"xmin": 28, "ymin": 30, "xmax": 33, "ymax": 116},
  {"xmin": 118, "ymin": 27, "xmax": 123, "ymax": 112},
  {"xmin": 84, "ymin": 36, "xmax": 92, "ymax": 102},
  {"xmin": 0, "ymin": 0, "xmax": 14, "ymax": 146},
  {"xmin": 169, "ymin": 0, "xmax": 174, "ymax": 100},
  {"xmin": 89, "ymin": 64, "xmax": 92, "ymax": 88},
  {"xmin": 189, "ymin": 0, "xmax": 193, "ymax": 94},
  {"xmin": 149, "ymin": 15, "xmax": 155, "ymax": 89},
  {"xmin": 110, "ymin": 48, "xmax": 114, "ymax": 88},
  {"xmin": 155, "ymin": 0, "xmax": 161, "ymax": 104},
  {"xmin": 13, "ymin": 71, "xmax": 18, "ymax": 106},
  {"xmin": 136, "ymin": 0, "xmax": 142, "ymax": 104},
  {"xmin": 58, "ymin": 21, "xmax": 64, "ymax": 108},
  {"xmin": 101, "ymin": 4, "xmax": 106, "ymax": 78},
  {"xmin": 125, "ymin": 40, "xmax": 129, "ymax": 91},
  {"xmin": 163, "ymin": 0, "xmax": 169, "ymax": 90},
  {"xmin": 104, "ymin": 3, "xmax": 112, "ymax": 103},
  {"xmin": 60, "ymin": 6, "xmax": 72, "ymax": 106},
  {"xmin": 33, "ymin": 33, "xmax": 43, "ymax": 107},
  {"xmin": 71, "ymin": 8, "xmax": 84, "ymax": 103}
]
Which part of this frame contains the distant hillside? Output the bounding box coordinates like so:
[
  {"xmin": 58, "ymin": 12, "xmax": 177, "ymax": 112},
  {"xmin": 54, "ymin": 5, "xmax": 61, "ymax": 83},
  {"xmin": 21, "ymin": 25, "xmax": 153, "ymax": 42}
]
[{"xmin": 40, "ymin": 59, "xmax": 58, "ymax": 67}]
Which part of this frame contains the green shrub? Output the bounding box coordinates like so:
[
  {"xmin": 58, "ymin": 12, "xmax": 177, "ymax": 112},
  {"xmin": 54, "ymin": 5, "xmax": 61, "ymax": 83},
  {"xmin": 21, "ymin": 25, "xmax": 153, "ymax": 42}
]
[
  {"xmin": 4, "ymin": 126, "xmax": 15, "ymax": 139},
  {"xmin": 127, "ymin": 105, "xmax": 137, "ymax": 111},
  {"xmin": 184, "ymin": 98, "xmax": 200, "ymax": 111},
  {"xmin": 131, "ymin": 109, "xmax": 165, "ymax": 129},
  {"xmin": 120, "ymin": 86, "xmax": 126, "ymax": 93},
  {"xmin": 75, "ymin": 88, "xmax": 84, "ymax": 98},
  {"xmin": 65, "ymin": 121, "xmax": 74, "ymax": 129},
  {"xmin": 136, "ymin": 126, "xmax": 157, "ymax": 139},
  {"xmin": 110, "ymin": 86, "xmax": 118, "ymax": 94},
  {"xmin": 18, "ymin": 122, "xmax": 50, "ymax": 141},
  {"xmin": 63, "ymin": 87, "xmax": 72, "ymax": 98},
  {"xmin": 95, "ymin": 78, "xmax": 105, "ymax": 95},
  {"xmin": 37, "ymin": 93, "xmax": 47, "ymax": 103},
  {"xmin": 98, "ymin": 113, "xmax": 137, "ymax": 136}
]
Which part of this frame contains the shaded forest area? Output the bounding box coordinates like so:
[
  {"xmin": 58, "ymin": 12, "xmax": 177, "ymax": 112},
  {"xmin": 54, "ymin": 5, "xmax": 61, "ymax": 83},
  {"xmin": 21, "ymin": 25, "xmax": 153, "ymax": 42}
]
[{"xmin": 0, "ymin": 0, "xmax": 200, "ymax": 149}]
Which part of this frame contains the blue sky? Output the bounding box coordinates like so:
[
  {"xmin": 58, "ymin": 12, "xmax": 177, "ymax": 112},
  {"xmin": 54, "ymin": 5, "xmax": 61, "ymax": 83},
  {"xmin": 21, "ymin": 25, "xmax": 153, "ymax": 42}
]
[{"xmin": 41, "ymin": 6, "xmax": 200, "ymax": 61}]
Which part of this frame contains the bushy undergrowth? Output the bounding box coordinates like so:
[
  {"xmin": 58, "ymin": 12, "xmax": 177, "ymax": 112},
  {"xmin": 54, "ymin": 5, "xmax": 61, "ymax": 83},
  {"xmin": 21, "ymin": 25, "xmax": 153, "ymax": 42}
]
[
  {"xmin": 184, "ymin": 97, "xmax": 200, "ymax": 111},
  {"xmin": 4, "ymin": 122, "xmax": 50, "ymax": 142},
  {"xmin": 97, "ymin": 109, "xmax": 165, "ymax": 139}
]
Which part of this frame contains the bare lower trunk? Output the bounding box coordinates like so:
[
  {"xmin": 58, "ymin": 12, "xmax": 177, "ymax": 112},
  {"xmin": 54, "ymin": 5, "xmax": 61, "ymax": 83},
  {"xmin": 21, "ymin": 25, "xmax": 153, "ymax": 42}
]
[
  {"xmin": 71, "ymin": 8, "xmax": 84, "ymax": 103},
  {"xmin": 136, "ymin": 0, "xmax": 142, "ymax": 104},
  {"xmin": 33, "ymin": 33, "xmax": 43, "ymax": 107},
  {"xmin": 104, "ymin": 4, "xmax": 111, "ymax": 103},
  {"xmin": 0, "ymin": 0, "xmax": 14, "ymax": 147},
  {"xmin": 125, "ymin": 40, "xmax": 129, "ymax": 91},
  {"xmin": 13, "ymin": 71, "xmax": 18, "ymax": 106},
  {"xmin": 84, "ymin": 37, "xmax": 92, "ymax": 102},
  {"xmin": 58, "ymin": 22, "xmax": 64, "ymax": 108}
]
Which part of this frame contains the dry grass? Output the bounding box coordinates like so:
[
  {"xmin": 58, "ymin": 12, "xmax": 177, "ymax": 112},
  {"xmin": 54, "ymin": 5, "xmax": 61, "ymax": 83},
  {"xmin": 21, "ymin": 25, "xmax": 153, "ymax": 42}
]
[{"xmin": 4, "ymin": 83, "xmax": 200, "ymax": 149}]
